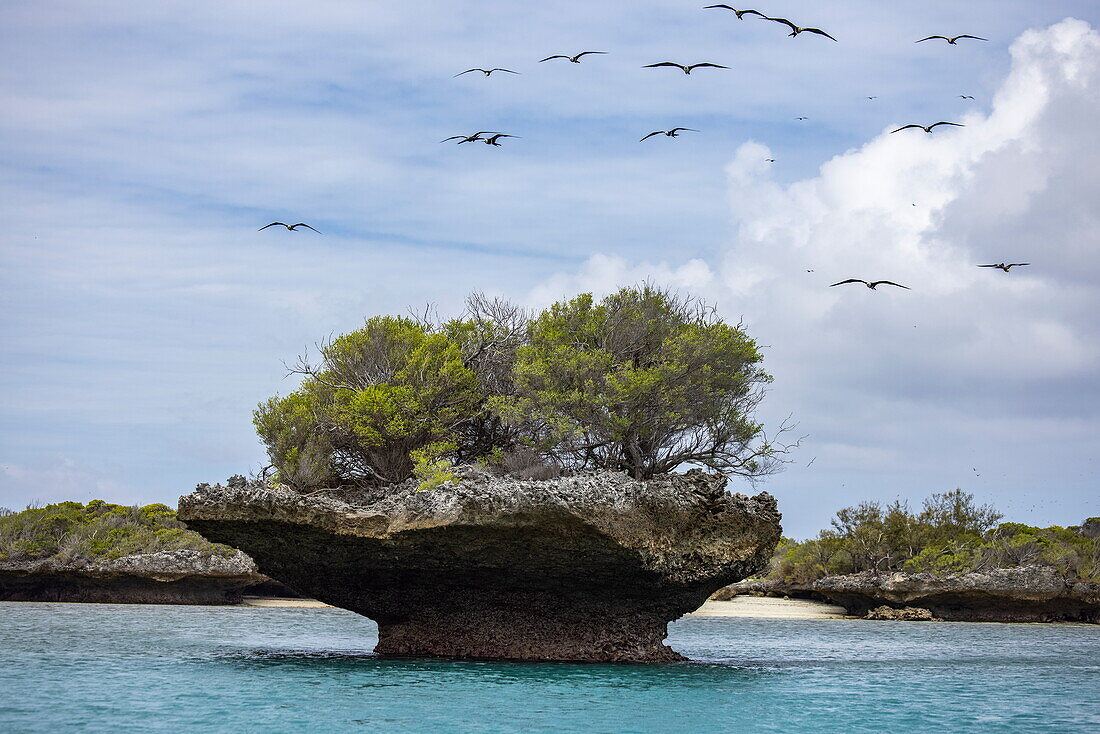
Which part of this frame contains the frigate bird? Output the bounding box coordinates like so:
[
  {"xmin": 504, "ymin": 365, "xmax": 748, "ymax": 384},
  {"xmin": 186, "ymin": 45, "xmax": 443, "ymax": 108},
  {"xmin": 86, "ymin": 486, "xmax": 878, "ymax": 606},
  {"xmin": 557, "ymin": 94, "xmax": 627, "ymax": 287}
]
[
  {"xmin": 640, "ymin": 128, "xmax": 699, "ymax": 141},
  {"xmin": 829, "ymin": 279, "xmax": 910, "ymax": 290},
  {"xmin": 441, "ymin": 131, "xmax": 501, "ymax": 144},
  {"xmin": 643, "ymin": 61, "xmax": 729, "ymax": 74},
  {"xmin": 891, "ymin": 121, "xmax": 964, "ymax": 134},
  {"xmin": 482, "ymin": 133, "xmax": 520, "ymax": 146},
  {"xmin": 916, "ymin": 34, "xmax": 987, "ymax": 44},
  {"xmin": 795, "ymin": 116, "xmax": 808, "ymax": 120},
  {"xmin": 540, "ymin": 51, "xmax": 607, "ymax": 63},
  {"xmin": 978, "ymin": 262, "xmax": 1029, "ymax": 272},
  {"xmin": 454, "ymin": 68, "xmax": 519, "ymax": 77},
  {"xmin": 765, "ymin": 17, "xmax": 837, "ymax": 40},
  {"xmin": 959, "ymin": 95, "xmax": 975, "ymax": 99},
  {"xmin": 703, "ymin": 5, "xmax": 766, "ymax": 19},
  {"xmin": 764, "ymin": 158, "xmax": 776, "ymax": 162},
  {"xmin": 259, "ymin": 222, "xmax": 321, "ymax": 233}
]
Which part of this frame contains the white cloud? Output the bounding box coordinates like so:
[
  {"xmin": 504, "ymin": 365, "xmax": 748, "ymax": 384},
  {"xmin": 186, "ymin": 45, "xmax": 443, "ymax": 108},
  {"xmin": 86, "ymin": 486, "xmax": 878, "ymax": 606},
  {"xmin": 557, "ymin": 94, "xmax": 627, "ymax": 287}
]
[{"xmin": 534, "ymin": 19, "xmax": 1100, "ymax": 534}]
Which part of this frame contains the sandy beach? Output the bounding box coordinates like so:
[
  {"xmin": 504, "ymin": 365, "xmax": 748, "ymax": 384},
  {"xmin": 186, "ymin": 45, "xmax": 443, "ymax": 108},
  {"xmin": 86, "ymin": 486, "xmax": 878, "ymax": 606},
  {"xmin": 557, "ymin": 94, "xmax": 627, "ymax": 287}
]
[{"xmin": 240, "ymin": 595, "xmax": 852, "ymax": 620}]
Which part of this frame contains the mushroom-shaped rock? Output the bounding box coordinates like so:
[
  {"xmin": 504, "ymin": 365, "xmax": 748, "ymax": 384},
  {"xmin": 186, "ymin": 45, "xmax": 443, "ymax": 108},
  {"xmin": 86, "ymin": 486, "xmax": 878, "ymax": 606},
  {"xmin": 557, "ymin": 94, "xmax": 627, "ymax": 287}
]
[{"xmin": 178, "ymin": 469, "xmax": 782, "ymax": 662}]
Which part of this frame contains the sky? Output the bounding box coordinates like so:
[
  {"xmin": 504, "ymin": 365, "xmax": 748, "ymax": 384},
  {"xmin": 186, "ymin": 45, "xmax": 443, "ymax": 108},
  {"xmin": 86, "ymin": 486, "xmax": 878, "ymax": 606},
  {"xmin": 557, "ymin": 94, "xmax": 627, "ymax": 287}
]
[{"xmin": 1, "ymin": 1, "xmax": 1098, "ymax": 538}]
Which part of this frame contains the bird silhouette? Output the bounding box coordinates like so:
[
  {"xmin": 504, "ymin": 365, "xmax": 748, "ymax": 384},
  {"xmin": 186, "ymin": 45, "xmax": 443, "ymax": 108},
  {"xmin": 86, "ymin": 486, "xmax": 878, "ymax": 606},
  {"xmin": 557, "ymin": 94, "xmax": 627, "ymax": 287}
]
[
  {"xmin": 795, "ymin": 116, "xmax": 808, "ymax": 120},
  {"xmin": 540, "ymin": 51, "xmax": 607, "ymax": 63},
  {"xmin": 259, "ymin": 222, "xmax": 321, "ymax": 233},
  {"xmin": 764, "ymin": 158, "xmax": 776, "ymax": 162},
  {"xmin": 640, "ymin": 128, "xmax": 699, "ymax": 141},
  {"xmin": 959, "ymin": 95, "xmax": 975, "ymax": 99},
  {"xmin": 891, "ymin": 121, "xmax": 964, "ymax": 134},
  {"xmin": 704, "ymin": 5, "xmax": 766, "ymax": 19},
  {"xmin": 454, "ymin": 68, "xmax": 519, "ymax": 77},
  {"xmin": 830, "ymin": 279, "xmax": 910, "ymax": 290},
  {"xmin": 765, "ymin": 17, "xmax": 837, "ymax": 41},
  {"xmin": 643, "ymin": 61, "xmax": 729, "ymax": 74},
  {"xmin": 916, "ymin": 34, "xmax": 987, "ymax": 44},
  {"xmin": 482, "ymin": 134, "xmax": 520, "ymax": 146},
  {"xmin": 866, "ymin": 96, "xmax": 878, "ymax": 100},
  {"xmin": 441, "ymin": 131, "xmax": 501, "ymax": 144},
  {"xmin": 978, "ymin": 262, "xmax": 1029, "ymax": 272}
]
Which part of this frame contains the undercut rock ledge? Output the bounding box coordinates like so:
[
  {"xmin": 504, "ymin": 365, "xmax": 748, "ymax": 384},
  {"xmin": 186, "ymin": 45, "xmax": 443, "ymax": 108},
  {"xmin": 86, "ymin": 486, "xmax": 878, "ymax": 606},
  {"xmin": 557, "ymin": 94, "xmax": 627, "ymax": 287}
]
[{"xmin": 178, "ymin": 468, "xmax": 782, "ymax": 662}]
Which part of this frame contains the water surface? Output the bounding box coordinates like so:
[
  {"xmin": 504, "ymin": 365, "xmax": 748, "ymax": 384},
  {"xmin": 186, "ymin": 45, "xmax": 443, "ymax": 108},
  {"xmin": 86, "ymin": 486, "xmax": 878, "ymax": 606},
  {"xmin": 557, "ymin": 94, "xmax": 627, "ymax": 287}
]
[{"xmin": 1, "ymin": 602, "xmax": 1097, "ymax": 732}]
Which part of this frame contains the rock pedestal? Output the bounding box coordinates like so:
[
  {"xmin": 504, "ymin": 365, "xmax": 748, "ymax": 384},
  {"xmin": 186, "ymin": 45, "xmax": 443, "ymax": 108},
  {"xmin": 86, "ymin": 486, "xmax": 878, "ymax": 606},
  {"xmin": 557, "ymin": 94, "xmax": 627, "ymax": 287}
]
[{"xmin": 178, "ymin": 469, "xmax": 782, "ymax": 662}]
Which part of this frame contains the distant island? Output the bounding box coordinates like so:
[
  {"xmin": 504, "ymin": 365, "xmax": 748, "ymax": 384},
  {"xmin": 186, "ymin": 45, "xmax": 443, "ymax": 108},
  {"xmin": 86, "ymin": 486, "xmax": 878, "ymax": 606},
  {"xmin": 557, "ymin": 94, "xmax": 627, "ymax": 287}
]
[{"xmin": 716, "ymin": 489, "xmax": 1099, "ymax": 623}]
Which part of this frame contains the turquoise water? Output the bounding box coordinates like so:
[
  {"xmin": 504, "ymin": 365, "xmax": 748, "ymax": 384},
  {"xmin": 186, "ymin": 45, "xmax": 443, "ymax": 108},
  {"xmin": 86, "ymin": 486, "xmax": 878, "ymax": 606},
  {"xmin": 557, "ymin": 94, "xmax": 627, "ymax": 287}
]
[{"xmin": 1, "ymin": 603, "xmax": 1097, "ymax": 733}]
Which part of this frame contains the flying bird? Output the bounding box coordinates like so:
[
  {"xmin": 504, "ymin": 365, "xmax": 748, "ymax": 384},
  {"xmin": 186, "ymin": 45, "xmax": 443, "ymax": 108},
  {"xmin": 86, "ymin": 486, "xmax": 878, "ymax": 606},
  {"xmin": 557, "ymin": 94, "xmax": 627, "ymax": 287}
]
[
  {"xmin": 764, "ymin": 158, "xmax": 776, "ymax": 162},
  {"xmin": 703, "ymin": 5, "xmax": 766, "ymax": 19},
  {"xmin": 916, "ymin": 34, "xmax": 987, "ymax": 44},
  {"xmin": 765, "ymin": 17, "xmax": 837, "ymax": 41},
  {"xmin": 829, "ymin": 279, "xmax": 910, "ymax": 290},
  {"xmin": 891, "ymin": 121, "xmax": 964, "ymax": 134},
  {"xmin": 643, "ymin": 61, "xmax": 729, "ymax": 74},
  {"xmin": 440, "ymin": 131, "xmax": 501, "ymax": 143},
  {"xmin": 795, "ymin": 116, "xmax": 808, "ymax": 120},
  {"xmin": 454, "ymin": 68, "xmax": 519, "ymax": 77},
  {"xmin": 482, "ymin": 133, "xmax": 519, "ymax": 146},
  {"xmin": 866, "ymin": 96, "xmax": 878, "ymax": 100},
  {"xmin": 978, "ymin": 262, "xmax": 1029, "ymax": 272},
  {"xmin": 959, "ymin": 95, "xmax": 975, "ymax": 99},
  {"xmin": 259, "ymin": 222, "xmax": 321, "ymax": 233},
  {"xmin": 640, "ymin": 128, "xmax": 699, "ymax": 141},
  {"xmin": 540, "ymin": 51, "xmax": 607, "ymax": 63}
]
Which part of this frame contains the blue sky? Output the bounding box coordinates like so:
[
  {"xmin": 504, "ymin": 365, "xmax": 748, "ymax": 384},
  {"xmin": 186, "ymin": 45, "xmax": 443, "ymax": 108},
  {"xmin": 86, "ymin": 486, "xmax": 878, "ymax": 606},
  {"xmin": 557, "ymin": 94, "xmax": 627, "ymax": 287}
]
[{"xmin": 2, "ymin": 1, "xmax": 1099, "ymax": 537}]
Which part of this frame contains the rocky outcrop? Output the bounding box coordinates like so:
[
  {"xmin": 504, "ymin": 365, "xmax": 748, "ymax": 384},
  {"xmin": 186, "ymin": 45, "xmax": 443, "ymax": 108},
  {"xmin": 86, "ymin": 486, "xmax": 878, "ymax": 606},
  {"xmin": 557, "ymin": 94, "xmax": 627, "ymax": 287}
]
[
  {"xmin": 721, "ymin": 567, "xmax": 1100, "ymax": 623},
  {"xmin": 177, "ymin": 468, "xmax": 782, "ymax": 662},
  {"xmin": 864, "ymin": 605, "xmax": 936, "ymax": 621},
  {"xmin": 0, "ymin": 549, "xmax": 280, "ymax": 604}
]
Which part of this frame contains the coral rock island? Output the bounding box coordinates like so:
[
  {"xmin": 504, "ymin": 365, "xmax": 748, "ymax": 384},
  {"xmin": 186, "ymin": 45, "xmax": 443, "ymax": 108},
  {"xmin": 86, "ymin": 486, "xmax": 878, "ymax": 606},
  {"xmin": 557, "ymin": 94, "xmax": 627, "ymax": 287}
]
[{"xmin": 178, "ymin": 468, "xmax": 782, "ymax": 662}]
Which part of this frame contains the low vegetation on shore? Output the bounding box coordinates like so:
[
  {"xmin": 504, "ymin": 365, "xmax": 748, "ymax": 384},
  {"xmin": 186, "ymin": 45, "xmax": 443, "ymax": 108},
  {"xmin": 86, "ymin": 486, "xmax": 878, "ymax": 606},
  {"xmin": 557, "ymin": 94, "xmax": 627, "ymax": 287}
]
[
  {"xmin": 0, "ymin": 500, "xmax": 235, "ymax": 563},
  {"xmin": 769, "ymin": 489, "xmax": 1100, "ymax": 583}
]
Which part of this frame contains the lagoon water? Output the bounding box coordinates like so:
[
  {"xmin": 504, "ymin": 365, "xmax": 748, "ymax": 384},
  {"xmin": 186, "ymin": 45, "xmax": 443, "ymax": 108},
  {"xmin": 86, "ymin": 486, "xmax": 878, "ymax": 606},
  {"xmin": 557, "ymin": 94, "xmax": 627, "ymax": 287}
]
[{"xmin": 1, "ymin": 602, "xmax": 1097, "ymax": 733}]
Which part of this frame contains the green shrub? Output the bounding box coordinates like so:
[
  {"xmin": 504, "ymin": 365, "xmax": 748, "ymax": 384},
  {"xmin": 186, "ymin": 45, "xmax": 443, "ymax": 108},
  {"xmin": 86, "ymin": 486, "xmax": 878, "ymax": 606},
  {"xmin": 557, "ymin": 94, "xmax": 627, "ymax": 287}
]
[
  {"xmin": 491, "ymin": 285, "xmax": 785, "ymax": 480},
  {"xmin": 0, "ymin": 500, "xmax": 235, "ymax": 563}
]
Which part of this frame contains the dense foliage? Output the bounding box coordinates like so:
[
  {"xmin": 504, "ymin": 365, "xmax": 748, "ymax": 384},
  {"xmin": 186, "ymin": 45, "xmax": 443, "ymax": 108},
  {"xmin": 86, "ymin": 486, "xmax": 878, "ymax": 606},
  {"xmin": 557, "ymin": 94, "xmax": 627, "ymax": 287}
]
[
  {"xmin": 769, "ymin": 489, "xmax": 1100, "ymax": 583},
  {"xmin": 0, "ymin": 500, "xmax": 234, "ymax": 563},
  {"xmin": 256, "ymin": 286, "xmax": 785, "ymax": 488},
  {"xmin": 492, "ymin": 285, "xmax": 783, "ymax": 479}
]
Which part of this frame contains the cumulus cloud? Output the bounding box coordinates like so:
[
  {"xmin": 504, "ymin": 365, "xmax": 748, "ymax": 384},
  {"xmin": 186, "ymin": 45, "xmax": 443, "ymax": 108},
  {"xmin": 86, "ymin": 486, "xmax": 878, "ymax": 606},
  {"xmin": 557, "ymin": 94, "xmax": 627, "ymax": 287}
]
[{"xmin": 537, "ymin": 19, "xmax": 1100, "ymax": 534}]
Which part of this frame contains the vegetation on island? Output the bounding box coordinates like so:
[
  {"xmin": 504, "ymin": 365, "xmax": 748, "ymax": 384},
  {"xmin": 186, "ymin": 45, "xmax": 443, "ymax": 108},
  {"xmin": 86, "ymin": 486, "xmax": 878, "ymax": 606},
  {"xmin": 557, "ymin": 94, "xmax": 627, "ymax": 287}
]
[
  {"xmin": 0, "ymin": 500, "xmax": 234, "ymax": 564},
  {"xmin": 768, "ymin": 489, "xmax": 1100, "ymax": 583},
  {"xmin": 255, "ymin": 286, "xmax": 794, "ymax": 490}
]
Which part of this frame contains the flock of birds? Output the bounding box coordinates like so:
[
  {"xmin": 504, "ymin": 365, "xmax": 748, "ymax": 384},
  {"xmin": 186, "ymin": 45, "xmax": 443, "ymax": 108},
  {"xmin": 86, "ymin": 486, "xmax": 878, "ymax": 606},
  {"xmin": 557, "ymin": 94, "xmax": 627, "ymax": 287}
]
[{"xmin": 260, "ymin": 6, "xmax": 1027, "ymax": 291}]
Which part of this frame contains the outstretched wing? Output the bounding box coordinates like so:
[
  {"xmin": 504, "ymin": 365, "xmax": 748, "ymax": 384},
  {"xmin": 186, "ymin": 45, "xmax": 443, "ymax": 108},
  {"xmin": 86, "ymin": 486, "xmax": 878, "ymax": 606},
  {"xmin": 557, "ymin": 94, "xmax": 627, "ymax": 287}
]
[
  {"xmin": 954, "ymin": 35, "xmax": 988, "ymax": 42},
  {"xmin": 668, "ymin": 128, "xmax": 699, "ymax": 133},
  {"xmin": 1007, "ymin": 263, "xmax": 1030, "ymax": 268},
  {"xmin": 803, "ymin": 27, "xmax": 837, "ymax": 41},
  {"xmin": 766, "ymin": 17, "xmax": 798, "ymax": 32},
  {"xmin": 540, "ymin": 55, "xmax": 570, "ymax": 62},
  {"xmin": 737, "ymin": 9, "xmax": 766, "ymax": 18},
  {"xmin": 890, "ymin": 124, "xmax": 924, "ymax": 133},
  {"xmin": 688, "ymin": 63, "xmax": 729, "ymax": 70},
  {"xmin": 291, "ymin": 223, "xmax": 321, "ymax": 233},
  {"xmin": 640, "ymin": 131, "xmax": 664, "ymax": 141},
  {"xmin": 928, "ymin": 121, "xmax": 964, "ymax": 130},
  {"xmin": 915, "ymin": 36, "xmax": 949, "ymax": 43},
  {"xmin": 453, "ymin": 69, "xmax": 484, "ymax": 77},
  {"xmin": 258, "ymin": 222, "xmax": 287, "ymax": 230},
  {"xmin": 977, "ymin": 264, "xmax": 1001, "ymax": 268},
  {"xmin": 644, "ymin": 62, "xmax": 684, "ymax": 69},
  {"xmin": 574, "ymin": 51, "xmax": 608, "ymax": 59},
  {"xmin": 703, "ymin": 4, "xmax": 737, "ymax": 9},
  {"xmin": 489, "ymin": 68, "xmax": 519, "ymax": 74},
  {"xmin": 829, "ymin": 279, "xmax": 867, "ymax": 287},
  {"xmin": 440, "ymin": 136, "xmax": 467, "ymax": 142},
  {"xmin": 870, "ymin": 281, "xmax": 910, "ymax": 289}
]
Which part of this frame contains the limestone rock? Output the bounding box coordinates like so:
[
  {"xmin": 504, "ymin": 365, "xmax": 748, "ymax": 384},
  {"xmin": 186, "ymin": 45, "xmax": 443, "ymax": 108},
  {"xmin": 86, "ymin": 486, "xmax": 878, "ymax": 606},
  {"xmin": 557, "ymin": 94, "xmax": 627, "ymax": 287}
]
[
  {"xmin": 864, "ymin": 605, "xmax": 936, "ymax": 621},
  {"xmin": 177, "ymin": 468, "xmax": 783, "ymax": 662}
]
